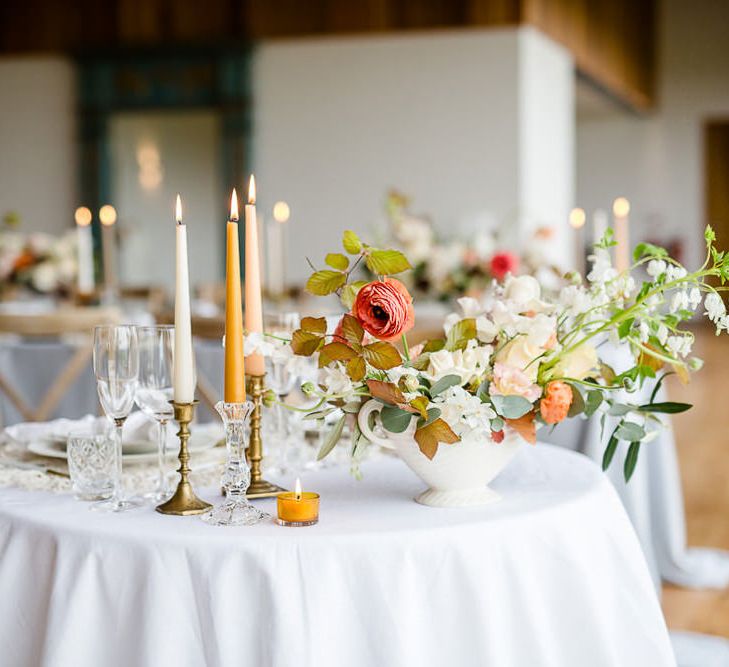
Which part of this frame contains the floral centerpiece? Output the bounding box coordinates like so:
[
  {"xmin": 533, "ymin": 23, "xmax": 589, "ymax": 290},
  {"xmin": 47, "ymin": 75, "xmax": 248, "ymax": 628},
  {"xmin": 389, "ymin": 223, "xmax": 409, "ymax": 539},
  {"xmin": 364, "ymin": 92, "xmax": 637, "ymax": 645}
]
[
  {"xmin": 0, "ymin": 214, "xmax": 79, "ymax": 299},
  {"xmin": 287, "ymin": 226, "xmax": 728, "ymax": 506},
  {"xmin": 381, "ymin": 190, "xmax": 562, "ymax": 301}
]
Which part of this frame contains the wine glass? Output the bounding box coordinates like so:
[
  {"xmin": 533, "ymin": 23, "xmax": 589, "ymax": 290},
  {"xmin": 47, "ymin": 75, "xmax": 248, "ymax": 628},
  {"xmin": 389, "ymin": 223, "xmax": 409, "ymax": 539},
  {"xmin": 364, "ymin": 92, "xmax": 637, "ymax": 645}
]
[
  {"xmin": 264, "ymin": 312, "xmax": 300, "ymax": 473},
  {"xmin": 93, "ymin": 324, "xmax": 141, "ymax": 512},
  {"xmin": 135, "ymin": 325, "xmax": 175, "ymax": 501}
]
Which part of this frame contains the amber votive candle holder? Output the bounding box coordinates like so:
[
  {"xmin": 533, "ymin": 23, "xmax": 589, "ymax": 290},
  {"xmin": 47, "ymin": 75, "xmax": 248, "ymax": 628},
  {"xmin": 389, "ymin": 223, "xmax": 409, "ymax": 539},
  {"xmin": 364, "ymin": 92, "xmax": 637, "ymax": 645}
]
[{"xmin": 276, "ymin": 491, "xmax": 320, "ymax": 527}]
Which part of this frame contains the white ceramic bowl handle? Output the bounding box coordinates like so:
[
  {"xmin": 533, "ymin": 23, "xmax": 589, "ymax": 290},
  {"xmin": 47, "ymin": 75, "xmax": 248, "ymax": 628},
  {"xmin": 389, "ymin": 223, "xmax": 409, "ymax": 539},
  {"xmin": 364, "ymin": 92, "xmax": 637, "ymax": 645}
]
[{"xmin": 357, "ymin": 400, "xmax": 395, "ymax": 450}]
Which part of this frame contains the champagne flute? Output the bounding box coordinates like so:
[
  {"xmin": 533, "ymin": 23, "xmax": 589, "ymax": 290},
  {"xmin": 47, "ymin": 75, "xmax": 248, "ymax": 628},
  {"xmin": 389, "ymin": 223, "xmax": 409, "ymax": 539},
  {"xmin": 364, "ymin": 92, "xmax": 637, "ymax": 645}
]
[
  {"xmin": 135, "ymin": 325, "xmax": 175, "ymax": 501},
  {"xmin": 93, "ymin": 324, "xmax": 141, "ymax": 512}
]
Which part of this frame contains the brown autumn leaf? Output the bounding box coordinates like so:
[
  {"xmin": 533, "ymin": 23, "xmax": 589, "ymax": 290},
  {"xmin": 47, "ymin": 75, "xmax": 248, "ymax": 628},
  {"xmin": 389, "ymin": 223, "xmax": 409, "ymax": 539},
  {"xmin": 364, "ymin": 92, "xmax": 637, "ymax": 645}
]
[
  {"xmin": 347, "ymin": 356, "xmax": 366, "ymax": 382},
  {"xmin": 505, "ymin": 412, "xmax": 537, "ymax": 444},
  {"xmin": 409, "ymin": 396, "xmax": 429, "ymax": 420},
  {"xmin": 340, "ymin": 314, "xmax": 365, "ymax": 346},
  {"xmin": 300, "ymin": 316, "xmax": 328, "ymax": 335},
  {"xmin": 318, "ymin": 342, "xmax": 358, "ymax": 368},
  {"xmin": 638, "ymin": 343, "xmax": 664, "ymax": 372},
  {"xmin": 291, "ymin": 329, "xmax": 324, "ymax": 357},
  {"xmin": 363, "ymin": 341, "xmax": 402, "ymax": 370},
  {"xmin": 672, "ymin": 362, "xmax": 690, "ymax": 385},
  {"xmin": 414, "ymin": 418, "xmax": 460, "ymax": 460},
  {"xmin": 366, "ymin": 380, "xmax": 407, "ymax": 406}
]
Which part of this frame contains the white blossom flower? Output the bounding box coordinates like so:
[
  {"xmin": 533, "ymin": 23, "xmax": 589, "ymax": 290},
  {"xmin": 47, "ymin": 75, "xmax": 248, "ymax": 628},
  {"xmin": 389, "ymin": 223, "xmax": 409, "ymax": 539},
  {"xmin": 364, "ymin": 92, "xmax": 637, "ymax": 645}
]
[
  {"xmin": 657, "ymin": 323, "xmax": 669, "ymax": 346},
  {"xmin": 587, "ymin": 248, "xmax": 617, "ymax": 284},
  {"xmin": 665, "ymin": 265, "xmax": 687, "ymax": 282},
  {"xmin": 319, "ymin": 364, "xmax": 354, "ymax": 395},
  {"xmin": 666, "ymin": 335, "xmax": 691, "ymax": 358},
  {"xmin": 704, "ymin": 292, "xmax": 726, "ymax": 322},
  {"xmin": 669, "ymin": 290, "xmax": 689, "ymax": 313},
  {"xmin": 456, "ymin": 296, "xmax": 483, "ymax": 318},
  {"xmin": 647, "ymin": 259, "xmax": 667, "ymax": 279},
  {"xmin": 688, "ymin": 287, "xmax": 702, "ymax": 308},
  {"xmin": 243, "ymin": 332, "xmax": 276, "ymax": 358},
  {"xmin": 559, "ymin": 285, "xmax": 593, "ymax": 317},
  {"xmin": 31, "ymin": 263, "xmax": 58, "ymax": 292},
  {"xmin": 638, "ymin": 320, "xmax": 650, "ymax": 343},
  {"xmin": 433, "ymin": 385, "xmax": 496, "ymax": 438}
]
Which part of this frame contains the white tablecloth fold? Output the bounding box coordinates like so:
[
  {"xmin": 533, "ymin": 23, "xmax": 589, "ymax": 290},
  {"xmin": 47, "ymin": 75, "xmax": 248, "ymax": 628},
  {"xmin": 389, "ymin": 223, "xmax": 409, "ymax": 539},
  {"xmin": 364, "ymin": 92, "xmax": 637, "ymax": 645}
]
[{"xmin": 0, "ymin": 446, "xmax": 674, "ymax": 667}]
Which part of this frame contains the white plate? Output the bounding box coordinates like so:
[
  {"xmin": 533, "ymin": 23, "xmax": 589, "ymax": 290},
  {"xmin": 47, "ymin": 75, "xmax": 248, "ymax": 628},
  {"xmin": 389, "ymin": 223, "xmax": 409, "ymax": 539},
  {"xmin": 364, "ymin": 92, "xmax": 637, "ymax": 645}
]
[{"xmin": 28, "ymin": 430, "xmax": 222, "ymax": 465}]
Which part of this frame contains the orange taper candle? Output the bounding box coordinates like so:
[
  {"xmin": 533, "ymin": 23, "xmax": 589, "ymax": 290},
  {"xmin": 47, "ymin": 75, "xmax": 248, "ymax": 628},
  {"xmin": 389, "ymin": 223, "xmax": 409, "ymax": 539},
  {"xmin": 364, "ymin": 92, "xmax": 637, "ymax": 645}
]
[
  {"xmin": 225, "ymin": 188, "xmax": 246, "ymax": 401},
  {"xmin": 244, "ymin": 175, "xmax": 265, "ymax": 375}
]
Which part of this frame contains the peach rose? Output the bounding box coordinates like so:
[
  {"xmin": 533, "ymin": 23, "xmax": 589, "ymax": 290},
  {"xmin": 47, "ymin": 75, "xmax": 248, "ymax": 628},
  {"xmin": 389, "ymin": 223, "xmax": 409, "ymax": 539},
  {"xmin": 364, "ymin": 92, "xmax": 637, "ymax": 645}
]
[
  {"xmin": 540, "ymin": 381, "xmax": 573, "ymax": 425},
  {"xmin": 490, "ymin": 362, "xmax": 542, "ymax": 402},
  {"xmin": 351, "ymin": 278, "xmax": 415, "ymax": 342}
]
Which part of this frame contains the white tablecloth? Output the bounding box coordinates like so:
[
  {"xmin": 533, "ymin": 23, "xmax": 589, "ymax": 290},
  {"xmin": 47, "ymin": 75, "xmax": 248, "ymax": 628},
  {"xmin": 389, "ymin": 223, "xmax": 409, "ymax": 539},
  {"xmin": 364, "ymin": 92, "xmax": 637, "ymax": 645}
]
[{"xmin": 0, "ymin": 445, "xmax": 674, "ymax": 667}]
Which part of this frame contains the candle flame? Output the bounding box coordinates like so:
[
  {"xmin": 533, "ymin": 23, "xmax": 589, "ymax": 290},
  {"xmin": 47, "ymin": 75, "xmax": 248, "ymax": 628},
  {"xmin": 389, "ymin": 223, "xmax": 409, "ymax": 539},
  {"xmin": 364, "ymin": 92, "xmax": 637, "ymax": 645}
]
[
  {"xmin": 99, "ymin": 205, "xmax": 117, "ymax": 226},
  {"xmin": 294, "ymin": 478, "xmax": 302, "ymax": 501},
  {"xmin": 613, "ymin": 197, "xmax": 630, "ymax": 218},
  {"xmin": 273, "ymin": 201, "xmax": 290, "ymax": 223},
  {"xmin": 175, "ymin": 194, "xmax": 182, "ymax": 224},
  {"xmin": 248, "ymin": 175, "xmax": 256, "ymax": 205},
  {"xmin": 569, "ymin": 207, "xmax": 586, "ymax": 229},
  {"xmin": 230, "ymin": 188, "xmax": 239, "ymax": 221},
  {"xmin": 74, "ymin": 206, "xmax": 92, "ymax": 227}
]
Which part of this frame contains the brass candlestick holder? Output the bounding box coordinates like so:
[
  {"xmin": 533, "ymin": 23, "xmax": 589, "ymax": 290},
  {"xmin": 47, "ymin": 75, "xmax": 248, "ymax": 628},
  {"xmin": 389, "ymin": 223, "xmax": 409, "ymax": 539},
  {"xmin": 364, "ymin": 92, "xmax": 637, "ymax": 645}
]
[
  {"xmin": 246, "ymin": 374, "xmax": 286, "ymax": 498},
  {"xmin": 156, "ymin": 400, "xmax": 212, "ymax": 516}
]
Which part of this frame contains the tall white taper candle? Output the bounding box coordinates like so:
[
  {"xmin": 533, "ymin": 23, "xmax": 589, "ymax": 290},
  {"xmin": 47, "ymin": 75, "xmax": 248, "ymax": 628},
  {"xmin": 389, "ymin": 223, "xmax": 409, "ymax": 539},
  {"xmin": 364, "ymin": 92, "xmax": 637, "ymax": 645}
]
[{"xmin": 173, "ymin": 194, "xmax": 195, "ymax": 402}]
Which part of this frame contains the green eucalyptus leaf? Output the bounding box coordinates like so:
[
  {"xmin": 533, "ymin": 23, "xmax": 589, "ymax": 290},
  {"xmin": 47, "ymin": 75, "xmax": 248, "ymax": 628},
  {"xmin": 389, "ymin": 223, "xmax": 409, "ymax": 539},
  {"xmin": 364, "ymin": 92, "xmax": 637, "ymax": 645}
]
[
  {"xmin": 585, "ymin": 390, "xmax": 603, "ymax": 417},
  {"xmin": 624, "ymin": 441, "xmax": 642, "ymax": 482},
  {"xmin": 430, "ymin": 374, "xmax": 462, "ymax": 397},
  {"xmin": 602, "ymin": 425, "xmax": 620, "ymax": 471},
  {"xmin": 316, "ymin": 414, "xmax": 346, "ymax": 460},
  {"xmin": 637, "ymin": 401, "xmax": 692, "ymax": 414},
  {"xmin": 608, "ymin": 403, "xmax": 631, "ymax": 416},
  {"xmin": 616, "ymin": 421, "xmax": 645, "ymax": 441},
  {"xmin": 491, "ymin": 394, "xmax": 533, "ymax": 419},
  {"xmin": 380, "ymin": 405, "xmax": 414, "ymax": 433}
]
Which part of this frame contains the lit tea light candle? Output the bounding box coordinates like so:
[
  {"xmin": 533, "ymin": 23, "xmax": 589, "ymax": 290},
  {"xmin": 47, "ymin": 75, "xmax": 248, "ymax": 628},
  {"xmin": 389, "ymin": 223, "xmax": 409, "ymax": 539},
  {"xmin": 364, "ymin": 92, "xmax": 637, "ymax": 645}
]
[{"xmin": 277, "ymin": 478, "xmax": 319, "ymax": 527}]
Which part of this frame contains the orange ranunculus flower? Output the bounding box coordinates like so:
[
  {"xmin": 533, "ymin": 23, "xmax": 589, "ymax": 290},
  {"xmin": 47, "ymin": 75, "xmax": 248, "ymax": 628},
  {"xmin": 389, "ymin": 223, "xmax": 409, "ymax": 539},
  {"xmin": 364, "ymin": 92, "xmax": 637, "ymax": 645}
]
[
  {"xmin": 540, "ymin": 381, "xmax": 573, "ymax": 425},
  {"xmin": 351, "ymin": 278, "xmax": 415, "ymax": 342}
]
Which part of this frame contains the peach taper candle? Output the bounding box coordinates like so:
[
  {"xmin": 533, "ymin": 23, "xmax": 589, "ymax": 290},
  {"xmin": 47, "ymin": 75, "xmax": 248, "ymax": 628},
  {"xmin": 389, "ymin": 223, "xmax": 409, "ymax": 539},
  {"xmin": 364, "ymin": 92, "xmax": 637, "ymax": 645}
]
[
  {"xmin": 225, "ymin": 189, "xmax": 246, "ymax": 402},
  {"xmin": 244, "ymin": 175, "xmax": 265, "ymax": 375}
]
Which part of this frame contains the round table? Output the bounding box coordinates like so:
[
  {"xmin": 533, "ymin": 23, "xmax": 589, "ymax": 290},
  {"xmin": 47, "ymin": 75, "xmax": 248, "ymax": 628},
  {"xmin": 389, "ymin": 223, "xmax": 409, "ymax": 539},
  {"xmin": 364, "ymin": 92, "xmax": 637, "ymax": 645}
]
[{"xmin": 0, "ymin": 445, "xmax": 674, "ymax": 667}]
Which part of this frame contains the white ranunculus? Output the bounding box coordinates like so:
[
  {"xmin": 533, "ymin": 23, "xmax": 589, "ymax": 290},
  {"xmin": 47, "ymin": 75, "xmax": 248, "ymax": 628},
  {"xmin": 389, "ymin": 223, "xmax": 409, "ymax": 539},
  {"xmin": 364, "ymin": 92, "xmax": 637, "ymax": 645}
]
[
  {"xmin": 503, "ymin": 275, "xmax": 541, "ymax": 307},
  {"xmin": 443, "ymin": 313, "xmax": 461, "ymax": 335},
  {"xmin": 551, "ymin": 344, "xmax": 598, "ymax": 381},
  {"xmin": 427, "ymin": 341, "xmax": 492, "ymax": 385},
  {"xmin": 456, "ymin": 296, "xmax": 483, "ymax": 318},
  {"xmin": 519, "ymin": 313, "xmax": 556, "ymax": 348},
  {"xmin": 31, "ymin": 262, "xmax": 58, "ymax": 293},
  {"xmin": 475, "ymin": 315, "xmax": 498, "ymax": 343},
  {"xmin": 494, "ymin": 336, "xmax": 544, "ymax": 382}
]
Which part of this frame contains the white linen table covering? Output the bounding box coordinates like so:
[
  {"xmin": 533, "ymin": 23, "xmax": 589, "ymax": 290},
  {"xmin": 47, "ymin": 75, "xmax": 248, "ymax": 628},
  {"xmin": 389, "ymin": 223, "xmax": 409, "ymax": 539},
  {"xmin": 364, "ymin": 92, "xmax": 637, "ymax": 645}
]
[{"xmin": 0, "ymin": 445, "xmax": 673, "ymax": 667}]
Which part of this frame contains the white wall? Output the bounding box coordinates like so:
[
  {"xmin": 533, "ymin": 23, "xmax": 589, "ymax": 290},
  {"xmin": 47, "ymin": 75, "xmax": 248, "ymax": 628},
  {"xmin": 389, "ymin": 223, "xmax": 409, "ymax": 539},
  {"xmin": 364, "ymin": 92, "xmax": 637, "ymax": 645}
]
[
  {"xmin": 109, "ymin": 111, "xmax": 223, "ymax": 291},
  {"xmin": 253, "ymin": 27, "xmax": 575, "ymax": 280},
  {"xmin": 0, "ymin": 56, "xmax": 76, "ymax": 233},
  {"xmin": 577, "ymin": 0, "xmax": 729, "ymax": 269}
]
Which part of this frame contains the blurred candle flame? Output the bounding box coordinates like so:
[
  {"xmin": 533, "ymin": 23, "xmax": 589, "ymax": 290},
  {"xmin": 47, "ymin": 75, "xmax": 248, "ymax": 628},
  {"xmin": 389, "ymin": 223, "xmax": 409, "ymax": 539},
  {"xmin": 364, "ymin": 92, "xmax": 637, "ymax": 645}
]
[
  {"xmin": 613, "ymin": 197, "xmax": 630, "ymax": 218},
  {"xmin": 74, "ymin": 206, "xmax": 92, "ymax": 227},
  {"xmin": 248, "ymin": 175, "xmax": 256, "ymax": 205},
  {"xmin": 294, "ymin": 478, "xmax": 302, "ymax": 501},
  {"xmin": 569, "ymin": 207, "xmax": 586, "ymax": 229},
  {"xmin": 175, "ymin": 194, "xmax": 182, "ymax": 224}
]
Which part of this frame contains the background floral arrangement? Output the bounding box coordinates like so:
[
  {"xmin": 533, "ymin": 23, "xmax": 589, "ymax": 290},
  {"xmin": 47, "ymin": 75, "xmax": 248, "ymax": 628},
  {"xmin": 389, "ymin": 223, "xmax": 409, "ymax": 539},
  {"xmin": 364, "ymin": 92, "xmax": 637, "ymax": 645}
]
[
  {"xmin": 380, "ymin": 190, "xmax": 563, "ymax": 301},
  {"xmin": 0, "ymin": 213, "xmax": 79, "ymax": 298},
  {"xmin": 287, "ymin": 226, "xmax": 729, "ymax": 480}
]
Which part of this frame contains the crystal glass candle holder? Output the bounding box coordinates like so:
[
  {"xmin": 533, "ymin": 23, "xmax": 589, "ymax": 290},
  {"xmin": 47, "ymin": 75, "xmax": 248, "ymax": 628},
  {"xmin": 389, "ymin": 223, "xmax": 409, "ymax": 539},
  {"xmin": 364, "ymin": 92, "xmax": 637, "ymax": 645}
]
[{"xmin": 202, "ymin": 401, "xmax": 269, "ymax": 526}]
